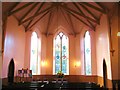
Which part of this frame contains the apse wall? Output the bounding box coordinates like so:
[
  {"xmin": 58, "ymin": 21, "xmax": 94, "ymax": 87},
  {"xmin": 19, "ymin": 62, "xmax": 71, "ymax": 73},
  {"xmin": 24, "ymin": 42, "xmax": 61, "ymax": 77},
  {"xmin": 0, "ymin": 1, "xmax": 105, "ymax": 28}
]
[
  {"xmin": 45, "ymin": 27, "xmax": 97, "ymax": 75},
  {"xmin": 24, "ymin": 26, "xmax": 98, "ymax": 75},
  {"xmin": 2, "ymin": 16, "xmax": 26, "ymax": 78},
  {"xmin": 45, "ymin": 29, "xmax": 77, "ymax": 75},
  {"xmin": 24, "ymin": 27, "xmax": 82, "ymax": 75}
]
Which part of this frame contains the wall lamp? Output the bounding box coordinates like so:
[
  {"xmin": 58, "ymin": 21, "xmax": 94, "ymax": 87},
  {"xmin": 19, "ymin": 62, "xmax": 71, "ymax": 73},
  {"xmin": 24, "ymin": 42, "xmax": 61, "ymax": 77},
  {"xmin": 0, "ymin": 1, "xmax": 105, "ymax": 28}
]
[
  {"xmin": 41, "ymin": 61, "xmax": 47, "ymax": 67},
  {"xmin": 117, "ymin": 32, "xmax": 120, "ymax": 36},
  {"xmin": 74, "ymin": 61, "xmax": 81, "ymax": 67}
]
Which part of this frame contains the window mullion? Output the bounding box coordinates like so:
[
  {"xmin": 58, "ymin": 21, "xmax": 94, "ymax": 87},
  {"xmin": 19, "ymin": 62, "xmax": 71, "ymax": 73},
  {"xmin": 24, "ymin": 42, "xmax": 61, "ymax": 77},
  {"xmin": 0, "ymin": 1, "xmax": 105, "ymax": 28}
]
[{"xmin": 60, "ymin": 37, "xmax": 62, "ymax": 72}]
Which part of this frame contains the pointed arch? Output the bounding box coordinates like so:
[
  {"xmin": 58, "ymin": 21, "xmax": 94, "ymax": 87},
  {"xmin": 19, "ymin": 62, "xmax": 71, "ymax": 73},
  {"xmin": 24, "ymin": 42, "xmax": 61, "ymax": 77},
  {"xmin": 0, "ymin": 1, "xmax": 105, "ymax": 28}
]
[
  {"xmin": 8, "ymin": 58, "xmax": 14, "ymax": 83},
  {"xmin": 53, "ymin": 30, "xmax": 69, "ymax": 75},
  {"xmin": 84, "ymin": 31, "xmax": 92, "ymax": 75},
  {"xmin": 30, "ymin": 31, "xmax": 40, "ymax": 75}
]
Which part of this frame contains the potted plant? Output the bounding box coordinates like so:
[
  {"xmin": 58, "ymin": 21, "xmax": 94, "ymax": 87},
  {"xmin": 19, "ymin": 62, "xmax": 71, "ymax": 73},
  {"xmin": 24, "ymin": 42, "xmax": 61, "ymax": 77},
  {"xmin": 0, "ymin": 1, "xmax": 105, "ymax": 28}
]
[{"xmin": 57, "ymin": 71, "xmax": 64, "ymax": 78}]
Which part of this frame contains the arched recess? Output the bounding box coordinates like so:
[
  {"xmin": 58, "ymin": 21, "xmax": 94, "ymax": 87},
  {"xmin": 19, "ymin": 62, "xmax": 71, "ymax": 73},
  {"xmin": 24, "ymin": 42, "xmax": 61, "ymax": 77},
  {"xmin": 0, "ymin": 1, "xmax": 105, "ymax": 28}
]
[
  {"xmin": 53, "ymin": 30, "xmax": 69, "ymax": 75},
  {"xmin": 8, "ymin": 58, "xmax": 14, "ymax": 83},
  {"xmin": 30, "ymin": 30, "xmax": 41, "ymax": 75},
  {"xmin": 84, "ymin": 31, "xmax": 92, "ymax": 75}
]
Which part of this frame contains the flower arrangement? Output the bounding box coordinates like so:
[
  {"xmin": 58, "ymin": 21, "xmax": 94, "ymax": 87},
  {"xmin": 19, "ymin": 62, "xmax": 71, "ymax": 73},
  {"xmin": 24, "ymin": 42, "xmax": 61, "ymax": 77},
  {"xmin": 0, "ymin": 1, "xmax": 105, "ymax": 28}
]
[{"xmin": 57, "ymin": 71, "xmax": 64, "ymax": 78}]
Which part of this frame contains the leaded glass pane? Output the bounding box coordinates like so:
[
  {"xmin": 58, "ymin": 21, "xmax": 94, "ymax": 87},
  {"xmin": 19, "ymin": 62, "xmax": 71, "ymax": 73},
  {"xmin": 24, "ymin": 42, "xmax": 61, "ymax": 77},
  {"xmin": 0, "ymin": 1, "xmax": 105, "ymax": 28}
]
[
  {"xmin": 54, "ymin": 32, "xmax": 69, "ymax": 75},
  {"xmin": 59, "ymin": 32, "xmax": 64, "ymax": 37},
  {"xmin": 30, "ymin": 32, "xmax": 38, "ymax": 75},
  {"xmin": 62, "ymin": 35, "xmax": 68, "ymax": 74},
  {"xmin": 30, "ymin": 32, "xmax": 40, "ymax": 75},
  {"xmin": 55, "ymin": 35, "xmax": 61, "ymax": 73},
  {"xmin": 84, "ymin": 31, "xmax": 92, "ymax": 75}
]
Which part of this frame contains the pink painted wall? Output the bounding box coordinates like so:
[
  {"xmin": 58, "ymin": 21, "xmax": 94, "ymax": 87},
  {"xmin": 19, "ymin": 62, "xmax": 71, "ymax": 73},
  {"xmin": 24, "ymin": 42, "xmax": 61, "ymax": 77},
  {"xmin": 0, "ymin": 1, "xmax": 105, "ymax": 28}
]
[
  {"xmin": 75, "ymin": 34, "xmax": 81, "ymax": 75},
  {"xmin": 2, "ymin": 16, "xmax": 26, "ymax": 78},
  {"xmin": 95, "ymin": 14, "xmax": 112, "ymax": 79},
  {"xmin": 24, "ymin": 31, "xmax": 31, "ymax": 69},
  {"xmin": 0, "ymin": 15, "xmax": 2, "ymax": 88},
  {"xmin": 79, "ymin": 29, "xmax": 85, "ymax": 75},
  {"xmin": 69, "ymin": 35, "xmax": 76, "ymax": 75},
  {"xmin": 40, "ymin": 34, "xmax": 47, "ymax": 74},
  {"xmin": 90, "ymin": 30, "xmax": 97, "ymax": 75},
  {"xmin": 0, "ymin": 22, "xmax": 2, "ymax": 77},
  {"xmin": 46, "ymin": 35, "xmax": 53, "ymax": 74}
]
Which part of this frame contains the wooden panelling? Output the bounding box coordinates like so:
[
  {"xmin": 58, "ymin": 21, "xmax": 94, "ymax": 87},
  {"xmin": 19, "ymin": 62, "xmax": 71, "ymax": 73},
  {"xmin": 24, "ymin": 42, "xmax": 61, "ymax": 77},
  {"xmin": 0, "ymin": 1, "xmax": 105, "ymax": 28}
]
[{"xmin": 97, "ymin": 76, "xmax": 112, "ymax": 88}]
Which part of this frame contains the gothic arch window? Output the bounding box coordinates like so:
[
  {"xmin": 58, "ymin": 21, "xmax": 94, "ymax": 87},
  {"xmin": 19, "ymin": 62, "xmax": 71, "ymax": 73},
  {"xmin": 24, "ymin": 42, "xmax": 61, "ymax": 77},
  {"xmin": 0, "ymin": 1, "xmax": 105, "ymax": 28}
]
[
  {"xmin": 53, "ymin": 32, "xmax": 69, "ymax": 75},
  {"xmin": 84, "ymin": 31, "xmax": 92, "ymax": 75},
  {"xmin": 30, "ymin": 32, "xmax": 40, "ymax": 75}
]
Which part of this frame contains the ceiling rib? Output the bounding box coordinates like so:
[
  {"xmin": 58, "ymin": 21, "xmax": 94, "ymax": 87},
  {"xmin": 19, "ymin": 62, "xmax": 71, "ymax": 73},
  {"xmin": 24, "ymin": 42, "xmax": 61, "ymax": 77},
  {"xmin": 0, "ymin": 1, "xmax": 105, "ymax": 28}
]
[
  {"xmin": 62, "ymin": 5, "xmax": 99, "ymax": 25},
  {"xmin": 95, "ymin": 2, "xmax": 108, "ymax": 11},
  {"xmin": 46, "ymin": 12, "xmax": 52, "ymax": 36},
  {"xmin": 82, "ymin": 2, "xmax": 106, "ymax": 14},
  {"xmin": 67, "ymin": 14, "xmax": 76, "ymax": 35},
  {"xmin": 19, "ymin": 5, "xmax": 53, "ymax": 25},
  {"xmin": 19, "ymin": 3, "xmax": 39, "ymax": 24},
  {"xmin": 8, "ymin": 2, "xmax": 33, "ymax": 16},
  {"xmin": 87, "ymin": 20, "xmax": 95, "ymax": 30},
  {"xmin": 23, "ymin": 2, "xmax": 45, "ymax": 29},
  {"xmin": 79, "ymin": 3, "xmax": 99, "ymax": 23},
  {"xmin": 62, "ymin": 6, "xmax": 94, "ymax": 29},
  {"xmin": 73, "ymin": 2, "xmax": 95, "ymax": 30},
  {"xmin": 73, "ymin": 2, "xmax": 83, "ymax": 15},
  {"xmin": 26, "ymin": 10, "xmax": 50, "ymax": 32},
  {"xmin": 8, "ymin": 2, "xmax": 20, "ymax": 14},
  {"xmin": 60, "ymin": 7, "xmax": 76, "ymax": 36}
]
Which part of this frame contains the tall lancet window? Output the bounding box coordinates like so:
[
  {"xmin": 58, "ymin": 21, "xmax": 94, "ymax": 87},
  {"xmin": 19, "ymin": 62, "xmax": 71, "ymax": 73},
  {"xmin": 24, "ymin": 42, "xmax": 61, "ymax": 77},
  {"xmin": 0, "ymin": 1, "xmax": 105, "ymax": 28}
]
[
  {"xmin": 53, "ymin": 32, "xmax": 69, "ymax": 75},
  {"xmin": 30, "ymin": 32, "xmax": 40, "ymax": 75},
  {"xmin": 84, "ymin": 31, "xmax": 92, "ymax": 75}
]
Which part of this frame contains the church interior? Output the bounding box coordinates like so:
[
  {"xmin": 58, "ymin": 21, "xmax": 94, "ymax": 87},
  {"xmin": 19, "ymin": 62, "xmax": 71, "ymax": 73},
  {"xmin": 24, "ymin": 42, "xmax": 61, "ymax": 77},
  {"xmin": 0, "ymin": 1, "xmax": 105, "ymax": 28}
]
[{"xmin": 0, "ymin": 1, "xmax": 120, "ymax": 90}]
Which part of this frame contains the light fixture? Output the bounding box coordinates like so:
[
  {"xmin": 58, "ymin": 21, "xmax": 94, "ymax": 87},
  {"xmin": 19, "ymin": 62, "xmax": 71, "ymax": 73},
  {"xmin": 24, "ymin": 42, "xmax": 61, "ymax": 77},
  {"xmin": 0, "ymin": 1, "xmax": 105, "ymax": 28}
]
[
  {"xmin": 41, "ymin": 61, "xmax": 47, "ymax": 67},
  {"xmin": 117, "ymin": 32, "xmax": 120, "ymax": 36},
  {"xmin": 74, "ymin": 61, "xmax": 81, "ymax": 67}
]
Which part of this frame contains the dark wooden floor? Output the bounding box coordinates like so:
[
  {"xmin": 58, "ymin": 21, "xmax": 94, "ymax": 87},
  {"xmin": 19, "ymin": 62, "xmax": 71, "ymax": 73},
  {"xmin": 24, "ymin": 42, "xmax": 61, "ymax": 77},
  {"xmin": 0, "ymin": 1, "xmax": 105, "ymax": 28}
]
[{"xmin": 2, "ymin": 81, "xmax": 104, "ymax": 90}]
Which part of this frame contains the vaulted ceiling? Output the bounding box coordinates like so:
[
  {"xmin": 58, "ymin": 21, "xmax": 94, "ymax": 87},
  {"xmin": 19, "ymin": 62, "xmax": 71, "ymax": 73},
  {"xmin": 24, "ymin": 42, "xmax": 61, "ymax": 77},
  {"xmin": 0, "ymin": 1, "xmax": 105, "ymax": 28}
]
[{"xmin": 2, "ymin": 2, "xmax": 116, "ymax": 36}]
